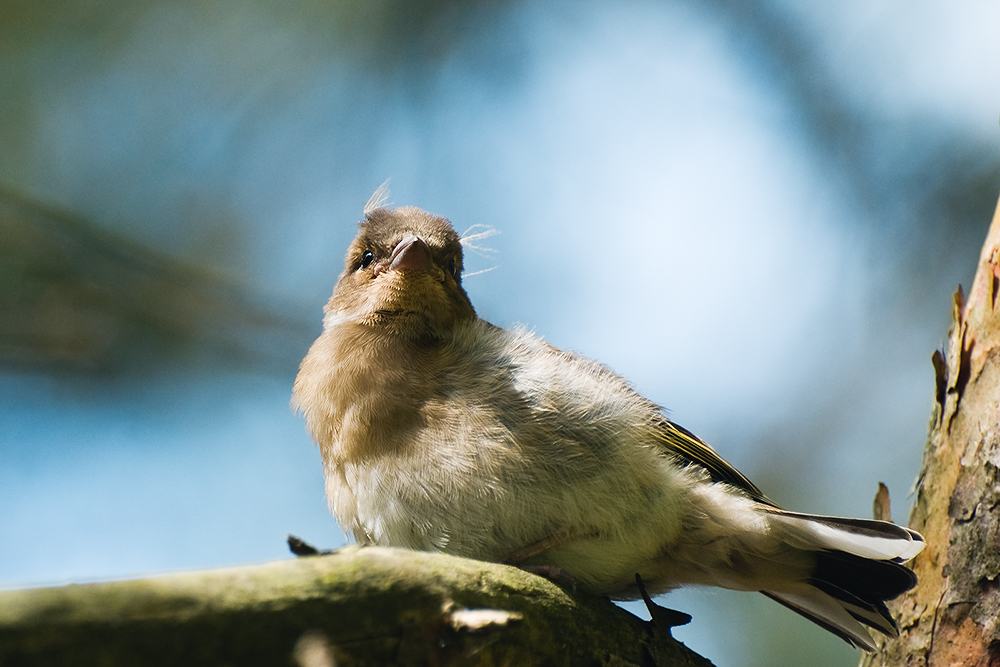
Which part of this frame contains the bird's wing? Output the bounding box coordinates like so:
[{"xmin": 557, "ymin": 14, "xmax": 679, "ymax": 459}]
[{"xmin": 653, "ymin": 420, "xmax": 775, "ymax": 506}]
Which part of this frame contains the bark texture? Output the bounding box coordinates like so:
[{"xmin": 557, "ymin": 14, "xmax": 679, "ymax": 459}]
[
  {"xmin": 0, "ymin": 545, "xmax": 712, "ymax": 667},
  {"xmin": 863, "ymin": 196, "xmax": 1000, "ymax": 667}
]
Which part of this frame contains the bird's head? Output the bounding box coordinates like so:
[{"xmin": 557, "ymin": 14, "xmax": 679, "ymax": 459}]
[{"xmin": 325, "ymin": 205, "xmax": 476, "ymax": 342}]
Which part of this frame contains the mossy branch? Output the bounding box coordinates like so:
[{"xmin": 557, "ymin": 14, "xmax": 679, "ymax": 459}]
[{"xmin": 0, "ymin": 545, "xmax": 712, "ymax": 667}]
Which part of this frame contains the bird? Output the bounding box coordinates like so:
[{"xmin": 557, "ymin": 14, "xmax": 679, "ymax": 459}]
[{"xmin": 292, "ymin": 190, "xmax": 925, "ymax": 652}]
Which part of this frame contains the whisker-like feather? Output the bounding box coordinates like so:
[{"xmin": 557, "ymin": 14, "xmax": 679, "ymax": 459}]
[
  {"xmin": 364, "ymin": 180, "xmax": 393, "ymax": 215},
  {"xmin": 459, "ymin": 224, "xmax": 500, "ymax": 257}
]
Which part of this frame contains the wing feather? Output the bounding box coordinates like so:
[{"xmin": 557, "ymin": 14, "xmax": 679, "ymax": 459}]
[{"xmin": 654, "ymin": 420, "xmax": 773, "ymax": 506}]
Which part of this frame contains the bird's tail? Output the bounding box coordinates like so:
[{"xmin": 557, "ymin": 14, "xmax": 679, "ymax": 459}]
[{"xmin": 760, "ymin": 509, "xmax": 924, "ymax": 651}]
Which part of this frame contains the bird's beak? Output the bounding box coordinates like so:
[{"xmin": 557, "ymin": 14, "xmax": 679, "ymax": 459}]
[{"xmin": 375, "ymin": 235, "xmax": 434, "ymax": 276}]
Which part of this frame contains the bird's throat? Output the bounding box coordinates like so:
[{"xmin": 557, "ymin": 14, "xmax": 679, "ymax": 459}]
[{"xmin": 294, "ymin": 321, "xmax": 436, "ymax": 464}]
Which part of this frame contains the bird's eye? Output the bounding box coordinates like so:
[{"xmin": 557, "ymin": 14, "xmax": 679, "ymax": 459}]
[
  {"xmin": 446, "ymin": 258, "xmax": 458, "ymax": 278},
  {"xmin": 359, "ymin": 251, "xmax": 375, "ymax": 270}
]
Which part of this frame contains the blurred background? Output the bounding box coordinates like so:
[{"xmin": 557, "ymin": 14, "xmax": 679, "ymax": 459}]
[{"xmin": 1, "ymin": 1, "xmax": 999, "ymax": 664}]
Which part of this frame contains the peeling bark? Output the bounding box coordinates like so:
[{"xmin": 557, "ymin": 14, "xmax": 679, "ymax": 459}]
[{"xmin": 863, "ymin": 195, "xmax": 1000, "ymax": 667}]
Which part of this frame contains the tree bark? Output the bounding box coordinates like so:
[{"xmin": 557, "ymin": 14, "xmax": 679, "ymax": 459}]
[
  {"xmin": 0, "ymin": 545, "xmax": 711, "ymax": 667},
  {"xmin": 863, "ymin": 195, "xmax": 1000, "ymax": 667}
]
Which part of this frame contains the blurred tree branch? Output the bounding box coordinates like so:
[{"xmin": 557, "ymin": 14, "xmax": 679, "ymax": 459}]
[
  {"xmin": 0, "ymin": 185, "xmax": 312, "ymax": 375},
  {"xmin": 0, "ymin": 546, "xmax": 712, "ymax": 667},
  {"xmin": 699, "ymin": 0, "xmax": 999, "ymax": 278},
  {"xmin": 1, "ymin": 0, "xmax": 996, "ymax": 381}
]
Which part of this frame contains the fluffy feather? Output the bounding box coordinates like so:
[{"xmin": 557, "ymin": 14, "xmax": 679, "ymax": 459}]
[{"xmin": 293, "ymin": 199, "xmax": 925, "ymax": 652}]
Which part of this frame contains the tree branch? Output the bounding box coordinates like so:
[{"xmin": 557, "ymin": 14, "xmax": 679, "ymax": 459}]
[{"xmin": 0, "ymin": 545, "xmax": 712, "ymax": 666}]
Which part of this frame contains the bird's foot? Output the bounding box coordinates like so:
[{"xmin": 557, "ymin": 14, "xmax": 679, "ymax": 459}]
[
  {"xmin": 635, "ymin": 573, "xmax": 691, "ymax": 629},
  {"xmin": 287, "ymin": 534, "xmax": 338, "ymax": 557}
]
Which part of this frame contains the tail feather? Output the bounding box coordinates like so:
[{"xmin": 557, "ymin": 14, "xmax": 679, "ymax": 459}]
[
  {"xmin": 759, "ymin": 509, "xmax": 924, "ymax": 652},
  {"xmin": 807, "ymin": 575, "xmax": 897, "ymax": 637},
  {"xmin": 764, "ymin": 509, "xmax": 925, "ymax": 561},
  {"xmin": 762, "ymin": 589, "xmax": 880, "ymax": 652},
  {"xmin": 812, "ymin": 549, "xmax": 917, "ymax": 603}
]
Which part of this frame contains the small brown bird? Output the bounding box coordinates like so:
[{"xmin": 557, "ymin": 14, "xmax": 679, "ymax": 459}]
[{"xmin": 293, "ymin": 191, "xmax": 924, "ymax": 651}]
